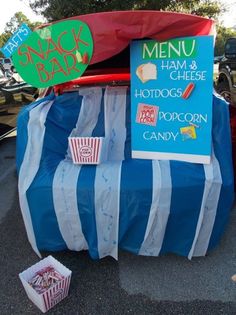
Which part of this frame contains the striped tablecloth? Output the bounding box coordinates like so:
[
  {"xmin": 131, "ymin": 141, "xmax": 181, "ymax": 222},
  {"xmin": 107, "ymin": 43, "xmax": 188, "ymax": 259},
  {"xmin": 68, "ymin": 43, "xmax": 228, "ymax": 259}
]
[{"xmin": 16, "ymin": 87, "xmax": 234, "ymax": 260}]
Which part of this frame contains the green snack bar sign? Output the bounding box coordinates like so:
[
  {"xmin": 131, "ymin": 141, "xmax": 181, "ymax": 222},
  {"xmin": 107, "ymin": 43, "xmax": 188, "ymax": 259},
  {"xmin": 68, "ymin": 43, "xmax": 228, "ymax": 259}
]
[{"xmin": 12, "ymin": 20, "xmax": 94, "ymax": 88}]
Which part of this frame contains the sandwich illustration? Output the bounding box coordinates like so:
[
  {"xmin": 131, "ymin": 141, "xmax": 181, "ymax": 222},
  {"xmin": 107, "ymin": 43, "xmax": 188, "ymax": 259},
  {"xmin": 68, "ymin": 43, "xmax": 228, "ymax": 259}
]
[{"xmin": 136, "ymin": 62, "xmax": 157, "ymax": 83}]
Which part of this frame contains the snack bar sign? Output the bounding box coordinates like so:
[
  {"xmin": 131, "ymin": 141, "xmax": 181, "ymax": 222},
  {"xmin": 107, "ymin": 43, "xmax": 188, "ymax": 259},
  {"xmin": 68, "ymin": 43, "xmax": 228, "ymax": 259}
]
[
  {"xmin": 10, "ymin": 20, "xmax": 93, "ymax": 88},
  {"xmin": 130, "ymin": 36, "xmax": 214, "ymax": 164}
]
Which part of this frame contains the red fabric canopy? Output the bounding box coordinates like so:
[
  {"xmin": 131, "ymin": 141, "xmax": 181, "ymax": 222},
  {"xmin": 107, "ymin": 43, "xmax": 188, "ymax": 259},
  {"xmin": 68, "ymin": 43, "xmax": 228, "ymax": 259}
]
[{"xmin": 65, "ymin": 10, "xmax": 215, "ymax": 65}]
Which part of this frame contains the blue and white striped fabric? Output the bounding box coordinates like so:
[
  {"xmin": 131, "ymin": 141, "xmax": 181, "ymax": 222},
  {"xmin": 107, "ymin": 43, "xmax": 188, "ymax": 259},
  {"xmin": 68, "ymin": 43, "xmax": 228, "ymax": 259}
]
[{"xmin": 16, "ymin": 87, "xmax": 235, "ymax": 260}]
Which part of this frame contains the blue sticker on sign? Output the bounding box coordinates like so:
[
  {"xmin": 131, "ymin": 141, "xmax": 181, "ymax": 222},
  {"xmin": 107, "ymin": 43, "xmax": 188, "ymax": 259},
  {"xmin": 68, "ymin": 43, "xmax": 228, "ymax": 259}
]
[
  {"xmin": 1, "ymin": 23, "xmax": 32, "ymax": 58},
  {"xmin": 130, "ymin": 36, "xmax": 214, "ymax": 164}
]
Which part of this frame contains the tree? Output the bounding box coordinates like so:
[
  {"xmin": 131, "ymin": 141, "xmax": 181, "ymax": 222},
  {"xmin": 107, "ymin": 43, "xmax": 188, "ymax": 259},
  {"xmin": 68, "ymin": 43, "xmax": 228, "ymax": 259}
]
[
  {"xmin": 4, "ymin": 11, "xmax": 42, "ymax": 34},
  {"xmin": 215, "ymin": 24, "xmax": 236, "ymax": 56},
  {"xmin": 28, "ymin": 0, "xmax": 223, "ymax": 22},
  {"xmin": 0, "ymin": 32, "xmax": 11, "ymax": 49},
  {"xmin": 27, "ymin": 0, "xmax": 227, "ymax": 57},
  {"xmin": 136, "ymin": 0, "xmax": 223, "ymax": 18},
  {"xmin": 0, "ymin": 12, "xmax": 42, "ymax": 57}
]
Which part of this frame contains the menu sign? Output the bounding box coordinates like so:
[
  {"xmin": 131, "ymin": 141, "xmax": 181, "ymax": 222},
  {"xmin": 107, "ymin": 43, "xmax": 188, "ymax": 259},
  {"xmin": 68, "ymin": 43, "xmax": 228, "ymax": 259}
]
[{"xmin": 130, "ymin": 36, "xmax": 214, "ymax": 164}]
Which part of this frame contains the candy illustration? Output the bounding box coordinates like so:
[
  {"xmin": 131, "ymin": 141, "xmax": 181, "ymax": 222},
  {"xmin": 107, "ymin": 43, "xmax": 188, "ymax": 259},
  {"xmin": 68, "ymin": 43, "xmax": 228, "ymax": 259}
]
[{"xmin": 180, "ymin": 125, "xmax": 197, "ymax": 140}]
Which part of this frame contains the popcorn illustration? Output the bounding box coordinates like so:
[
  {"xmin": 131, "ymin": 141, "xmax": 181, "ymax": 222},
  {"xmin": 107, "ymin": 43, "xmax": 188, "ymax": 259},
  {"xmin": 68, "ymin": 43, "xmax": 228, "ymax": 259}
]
[
  {"xmin": 136, "ymin": 103, "xmax": 159, "ymax": 126},
  {"xmin": 136, "ymin": 62, "xmax": 157, "ymax": 83}
]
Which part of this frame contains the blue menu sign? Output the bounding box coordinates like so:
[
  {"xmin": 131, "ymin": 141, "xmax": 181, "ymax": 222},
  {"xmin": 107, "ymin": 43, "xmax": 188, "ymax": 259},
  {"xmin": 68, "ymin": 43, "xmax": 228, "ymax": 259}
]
[{"xmin": 130, "ymin": 36, "xmax": 214, "ymax": 164}]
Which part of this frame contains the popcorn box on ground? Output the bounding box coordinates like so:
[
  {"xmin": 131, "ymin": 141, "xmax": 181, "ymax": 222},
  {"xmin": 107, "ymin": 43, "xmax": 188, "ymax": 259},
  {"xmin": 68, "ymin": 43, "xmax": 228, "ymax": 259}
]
[
  {"xmin": 68, "ymin": 136, "xmax": 106, "ymax": 164},
  {"xmin": 19, "ymin": 256, "xmax": 72, "ymax": 313}
]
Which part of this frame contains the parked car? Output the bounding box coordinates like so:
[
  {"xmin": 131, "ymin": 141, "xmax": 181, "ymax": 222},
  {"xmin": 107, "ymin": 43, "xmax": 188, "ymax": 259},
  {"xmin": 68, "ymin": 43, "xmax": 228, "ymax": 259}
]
[
  {"xmin": 215, "ymin": 38, "xmax": 236, "ymax": 191},
  {"xmin": 0, "ymin": 57, "xmax": 13, "ymax": 72},
  {"xmin": 214, "ymin": 55, "xmax": 223, "ymax": 64},
  {"xmin": 0, "ymin": 68, "xmax": 38, "ymax": 140},
  {"xmin": 216, "ymin": 38, "xmax": 236, "ymax": 104}
]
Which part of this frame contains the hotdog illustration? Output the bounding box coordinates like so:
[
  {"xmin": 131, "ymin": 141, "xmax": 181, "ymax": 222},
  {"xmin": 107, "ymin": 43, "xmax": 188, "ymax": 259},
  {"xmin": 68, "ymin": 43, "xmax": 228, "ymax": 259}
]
[{"xmin": 182, "ymin": 82, "xmax": 195, "ymax": 99}]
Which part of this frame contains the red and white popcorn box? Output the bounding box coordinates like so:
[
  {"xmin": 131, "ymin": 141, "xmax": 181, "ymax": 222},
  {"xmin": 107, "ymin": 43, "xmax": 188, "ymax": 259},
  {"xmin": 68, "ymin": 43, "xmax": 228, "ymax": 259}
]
[
  {"xmin": 19, "ymin": 256, "xmax": 72, "ymax": 313},
  {"xmin": 68, "ymin": 136, "xmax": 106, "ymax": 164}
]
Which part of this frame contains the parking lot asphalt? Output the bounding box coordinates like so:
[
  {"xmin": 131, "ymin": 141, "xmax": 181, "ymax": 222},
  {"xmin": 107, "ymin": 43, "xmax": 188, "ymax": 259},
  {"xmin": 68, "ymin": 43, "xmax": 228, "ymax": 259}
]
[{"xmin": 1, "ymin": 135, "xmax": 236, "ymax": 315}]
